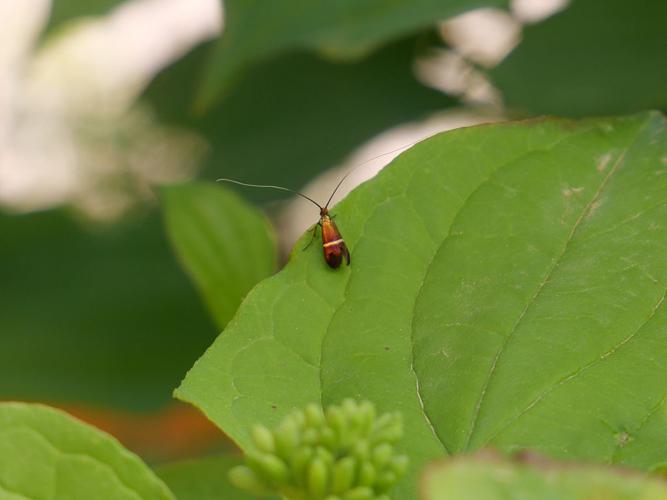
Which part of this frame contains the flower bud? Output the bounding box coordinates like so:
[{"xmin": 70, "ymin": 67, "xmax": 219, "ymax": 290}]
[
  {"xmin": 315, "ymin": 445, "xmax": 334, "ymax": 466},
  {"xmin": 358, "ymin": 401, "xmax": 376, "ymax": 432},
  {"xmin": 353, "ymin": 439, "xmax": 370, "ymax": 461},
  {"xmin": 371, "ymin": 443, "xmax": 393, "ymax": 468},
  {"xmin": 332, "ymin": 456, "xmax": 356, "ymax": 494},
  {"xmin": 248, "ymin": 452, "xmax": 288, "ymax": 484},
  {"xmin": 326, "ymin": 406, "xmax": 346, "ymax": 435},
  {"xmin": 376, "ymin": 471, "xmax": 397, "ymax": 493},
  {"xmin": 274, "ymin": 417, "xmax": 300, "ymax": 457},
  {"xmin": 342, "ymin": 399, "xmax": 359, "ymax": 418},
  {"xmin": 228, "ymin": 466, "xmax": 268, "ymax": 495},
  {"xmin": 307, "ymin": 457, "xmax": 329, "ymax": 498},
  {"xmin": 290, "ymin": 446, "xmax": 313, "ymax": 486},
  {"xmin": 320, "ymin": 426, "xmax": 337, "ymax": 448},
  {"xmin": 251, "ymin": 425, "xmax": 275, "ymax": 453},
  {"xmin": 303, "ymin": 427, "xmax": 319, "ymax": 445},
  {"xmin": 306, "ymin": 403, "xmax": 326, "ymax": 427},
  {"xmin": 358, "ymin": 461, "xmax": 376, "ymax": 487},
  {"xmin": 230, "ymin": 400, "xmax": 407, "ymax": 499}
]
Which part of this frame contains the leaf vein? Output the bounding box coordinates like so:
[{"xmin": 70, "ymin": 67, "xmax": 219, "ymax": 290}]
[
  {"xmin": 464, "ymin": 149, "xmax": 628, "ymax": 449},
  {"xmin": 493, "ymin": 284, "xmax": 667, "ymax": 444},
  {"xmin": 408, "ymin": 131, "xmax": 587, "ymax": 453}
]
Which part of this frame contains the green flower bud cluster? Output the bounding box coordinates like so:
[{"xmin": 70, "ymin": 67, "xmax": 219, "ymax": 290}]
[{"xmin": 229, "ymin": 399, "xmax": 408, "ymax": 500}]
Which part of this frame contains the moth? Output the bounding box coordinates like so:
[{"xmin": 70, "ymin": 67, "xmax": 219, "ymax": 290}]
[
  {"xmin": 217, "ymin": 140, "xmax": 421, "ymax": 268},
  {"xmin": 217, "ymin": 176, "xmax": 350, "ymax": 268}
]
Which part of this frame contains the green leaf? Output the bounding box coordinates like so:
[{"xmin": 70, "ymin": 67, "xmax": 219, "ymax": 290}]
[
  {"xmin": 197, "ymin": 0, "xmax": 507, "ymax": 108},
  {"xmin": 0, "ymin": 402, "xmax": 173, "ymax": 499},
  {"xmin": 144, "ymin": 36, "xmax": 454, "ymax": 201},
  {"xmin": 421, "ymin": 452, "xmax": 667, "ymax": 499},
  {"xmin": 156, "ymin": 455, "xmax": 264, "ymax": 500},
  {"xmin": 177, "ymin": 111, "xmax": 667, "ymax": 499},
  {"xmin": 0, "ymin": 210, "xmax": 215, "ymax": 410},
  {"xmin": 161, "ymin": 183, "xmax": 277, "ymax": 329},
  {"xmin": 491, "ymin": 0, "xmax": 667, "ymax": 116}
]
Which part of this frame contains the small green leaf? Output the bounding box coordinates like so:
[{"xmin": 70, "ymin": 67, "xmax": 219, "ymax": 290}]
[
  {"xmin": 491, "ymin": 0, "xmax": 667, "ymax": 116},
  {"xmin": 196, "ymin": 0, "xmax": 507, "ymax": 108},
  {"xmin": 161, "ymin": 182, "xmax": 276, "ymax": 329},
  {"xmin": 0, "ymin": 402, "xmax": 173, "ymax": 499},
  {"xmin": 177, "ymin": 112, "xmax": 667, "ymax": 498},
  {"xmin": 421, "ymin": 452, "xmax": 667, "ymax": 499},
  {"xmin": 156, "ymin": 456, "xmax": 264, "ymax": 500}
]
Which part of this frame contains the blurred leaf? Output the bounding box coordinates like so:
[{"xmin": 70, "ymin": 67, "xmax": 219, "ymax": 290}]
[
  {"xmin": 491, "ymin": 0, "xmax": 667, "ymax": 116},
  {"xmin": 0, "ymin": 209, "xmax": 215, "ymax": 411},
  {"xmin": 43, "ymin": 0, "xmax": 125, "ymax": 36},
  {"xmin": 198, "ymin": 0, "xmax": 508, "ymax": 108},
  {"xmin": 0, "ymin": 402, "xmax": 173, "ymax": 499},
  {"xmin": 161, "ymin": 183, "xmax": 277, "ymax": 329},
  {"xmin": 156, "ymin": 455, "xmax": 269, "ymax": 500},
  {"xmin": 421, "ymin": 452, "xmax": 667, "ymax": 500},
  {"xmin": 176, "ymin": 112, "xmax": 667, "ymax": 499},
  {"xmin": 145, "ymin": 36, "xmax": 454, "ymax": 202}
]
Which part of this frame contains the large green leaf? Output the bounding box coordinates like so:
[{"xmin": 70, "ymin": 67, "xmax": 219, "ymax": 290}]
[
  {"xmin": 144, "ymin": 37, "xmax": 453, "ymax": 201},
  {"xmin": 156, "ymin": 456, "xmax": 259, "ymax": 500},
  {"xmin": 161, "ymin": 183, "xmax": 277, "ymax": 329},
  {"xmin": 177, "ymin": 111, "xmax": 667, "ymax": 498},
  {"xmin": 0, "ymin": 402, "xmax": 173, "ymax": 499},
  {"xmin": 0, "ymin": 210, "xmax": 214, "ymax": 410},
  {"xmin": 491, "ymin": 0, "xmax": 667, "ymax": 116},
  {"xmin": 197, "ymin": 0, "xmax": 506, "ymax": 108},
  {"xmin": 421, "ymin": 452, "xmax": 667, "ymax": 499}
]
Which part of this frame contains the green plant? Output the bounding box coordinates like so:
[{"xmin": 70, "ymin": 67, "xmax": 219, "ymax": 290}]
[
  {"xmin": 176, "ymin": 112, "xmax": 667, "ymax": 498},
  {"xmin": 5, "ymin": 0, "xmax": 667, "ymax": 498},
  {"xmin": 229, "ymin": 400, "xmax": 408, "ymax": 499}
]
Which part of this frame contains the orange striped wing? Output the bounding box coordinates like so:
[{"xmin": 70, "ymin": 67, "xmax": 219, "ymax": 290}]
[{"xmin": 321, "ymin": 216, "xmax": 350, "ymax": 268}]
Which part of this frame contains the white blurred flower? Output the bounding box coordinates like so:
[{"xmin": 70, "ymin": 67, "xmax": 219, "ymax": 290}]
[{"xmin": 0, "ymin": 0, "xmax": 221, "ymax": 219}]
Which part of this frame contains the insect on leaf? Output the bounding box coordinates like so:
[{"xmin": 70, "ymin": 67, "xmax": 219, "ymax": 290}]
[{"xmin": 177, "ymin": 112, "xmax": 667, "ymax": 498}]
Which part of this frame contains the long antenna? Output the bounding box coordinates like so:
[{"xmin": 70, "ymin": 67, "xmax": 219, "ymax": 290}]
[
  {"xmin": 323, "ymin": 137, "xmax": 425, "ymax": 208},
  {"xmin": 216, "ymin": 179, "xmax": 323, "ymax": 210},
  {"xmin": 218, "ymin": 136, "xmax": 429, "ymax": 211}
]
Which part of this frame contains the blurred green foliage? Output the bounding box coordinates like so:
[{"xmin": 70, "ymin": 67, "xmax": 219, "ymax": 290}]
[
  {"xmin": 421, "ymin": 453, "xmax": 667, "ymax": 500},
  {"xmin": 0, "ymin": 209, "xmax": 215, "ymax": 410},
  {"xmin": 196, "ymin": 0, "xmax": 508, "ymax": 108},
  {"xmin": 144, "ymin": 36, "xmax": 454, "ymax": 202},
  {"xmin": 492, "ymin": 0, "xmax": 667, "ymax": 116}
]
